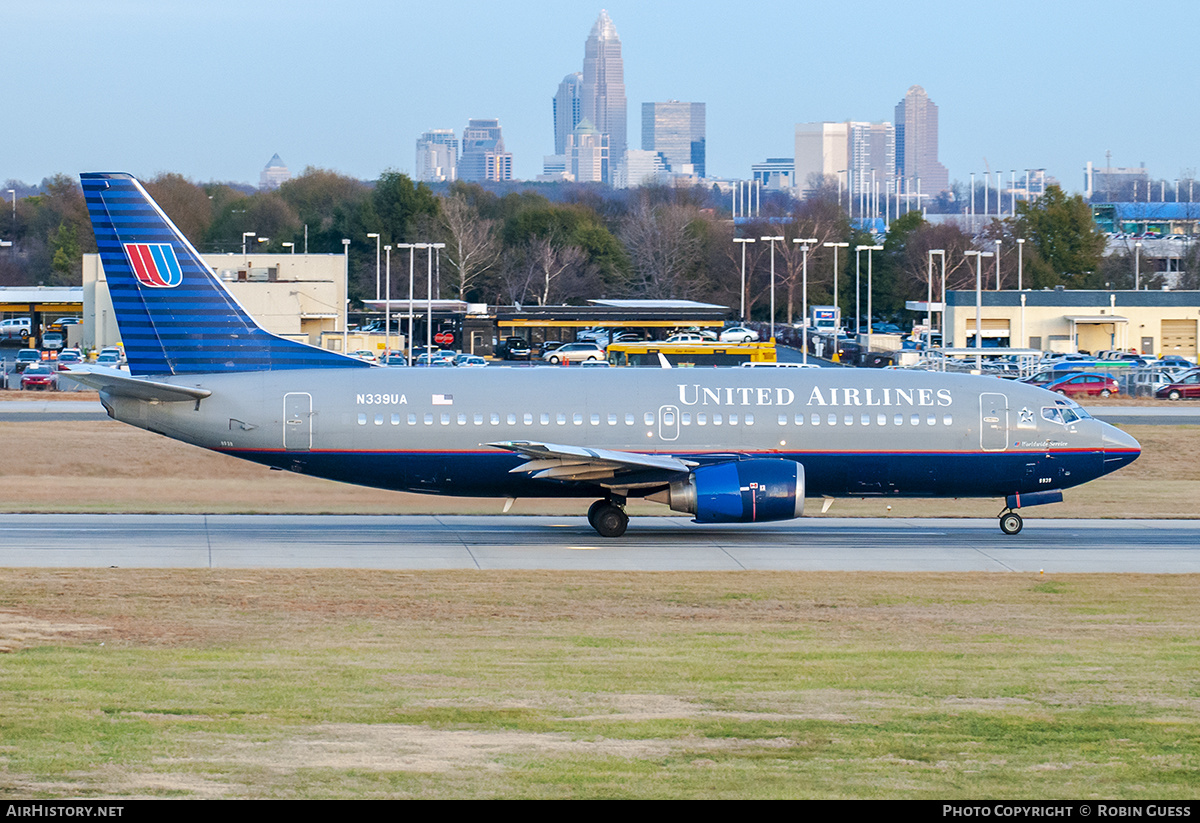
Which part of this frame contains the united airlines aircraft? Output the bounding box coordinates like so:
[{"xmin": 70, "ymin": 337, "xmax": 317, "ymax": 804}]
[{"xmin": 72, "ymin": 172, "xmax": 1140, "ymax": 538}]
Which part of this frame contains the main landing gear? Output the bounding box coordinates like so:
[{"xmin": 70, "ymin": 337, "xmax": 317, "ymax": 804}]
[
  {"xmin": 588, "ymin": 496, "xmax": 629, "ymax": 538},
  {"xmin": 998, "ymin": 509, "xmax": 1024, "ymax": 535}
]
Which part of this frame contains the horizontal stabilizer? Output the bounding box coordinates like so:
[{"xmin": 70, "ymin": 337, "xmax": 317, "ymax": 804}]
[{"xmin": 63, "ymin": 367, "xmax": 212, "ymax": 403}]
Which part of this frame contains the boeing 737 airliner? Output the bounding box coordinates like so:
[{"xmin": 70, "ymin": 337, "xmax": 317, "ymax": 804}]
[{"xmin": 72, "ymin": 172, "xmax": 1140, "ymax": 537}]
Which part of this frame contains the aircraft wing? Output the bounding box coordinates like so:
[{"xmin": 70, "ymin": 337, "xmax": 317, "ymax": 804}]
[
  {"xmin": 488, "ymin": 440, "xmax": 697, "ymax": 489},
  {"xmin": 63, "ymin": 367, "xmax": 213, "ymax": 403}
]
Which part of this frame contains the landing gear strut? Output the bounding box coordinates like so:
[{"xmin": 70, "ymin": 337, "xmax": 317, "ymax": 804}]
[
  {"xmin": 588, "ymin": 495, "xmax": 628, "ymax": 538},
  {"xmin": 998, "ymin": 509, "xmax": 1023, "ymax": 536}
]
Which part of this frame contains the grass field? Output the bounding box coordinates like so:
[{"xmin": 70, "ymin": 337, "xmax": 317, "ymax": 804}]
[{"xmin": 1, "ymin": 570, "xmax": 1198, "ymax": 799}]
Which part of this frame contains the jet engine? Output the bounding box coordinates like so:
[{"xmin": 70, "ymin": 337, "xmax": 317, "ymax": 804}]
[{"xmin": 648, "ymin": 459, "xmax": 805, "ymax": 523}]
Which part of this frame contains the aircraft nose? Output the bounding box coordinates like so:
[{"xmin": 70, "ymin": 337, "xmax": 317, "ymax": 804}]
[{"xmin": 1100, "ymin": 423, "xmax": 1141, "ymax": 469}]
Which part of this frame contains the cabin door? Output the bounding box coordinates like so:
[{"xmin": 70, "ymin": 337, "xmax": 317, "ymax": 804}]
[
  {"xmin": 658, "ymin": 404, "xmax": 680, "ymax": 441},
  {"xmin": 979, "ymin": 392, "xmax": 1009, "ymax": 452},
  {"xmin": 284, "ymin": 392, "xmax": 313, "ymax": 451}
]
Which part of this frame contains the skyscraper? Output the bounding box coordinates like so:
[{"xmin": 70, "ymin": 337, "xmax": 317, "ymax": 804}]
[
  {"xmin": 553, "ymin": 72, "xmax": 583, "ymax": 157},
  {"xmin": 259, "ymin": 153, "xmax": 290, "ymax": 190},
  {"xmin": 415, "ymin": 129, "xmax": 458, "ymax": 183},
  {"xmin": 642, "ymin": 101, "xmax": 705, "ymax": 178},
  {"xmin": 458, "ymin": 118, "xmax": 513, "ymax": 182},
  {"xmin": 794, "ymin": 122, "xmax": 849, "ymax": 194},
  {"xmin": 580, "ymin": 10, "xmax": 626, "ymax": 182},
  {"xmin": 894, "ymin": 85, "xmax": 949, "ymax": 195}
]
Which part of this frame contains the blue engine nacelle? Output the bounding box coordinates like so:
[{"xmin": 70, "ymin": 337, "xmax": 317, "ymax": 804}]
[{"xmin": 648, "ymin": 459, "xmax": 805, "ymax": 523}]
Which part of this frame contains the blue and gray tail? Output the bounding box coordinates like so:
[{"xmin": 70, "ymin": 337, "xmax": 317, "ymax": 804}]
[{"xmin": 81, "ymin": 172, "xmax": 369, "ymax": 376}]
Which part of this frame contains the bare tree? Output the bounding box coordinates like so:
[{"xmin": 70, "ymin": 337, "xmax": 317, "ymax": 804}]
[
  {"xmin": 440, "ymin": 192, "xmax": 500, "ymax": 300},
  {"xmin": 619, "ymin": 195, "xmax": 704, "ymax": 299},
  {"xmin": 527, "ymin": 234, "xmax": 589, "ymax": 306}
]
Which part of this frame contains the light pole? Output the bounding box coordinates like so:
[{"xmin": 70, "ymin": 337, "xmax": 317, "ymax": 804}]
[
  {"xmin": 994, "ymin": 239, "xmax": 1002, "ymax": 289},
  {"xmin": 965, "ymin": 250, "xmax": 993, "ymax": 369},
  {"xmin": 384, "ymin": 244, "xmax": 392, "ymax": 356},
  {"xmin": 928, "ymin": 249, "xmax": 946, "ymax": 341},
  {"xmin": 281, "ymin": 242, "xmax": 294, "ymax": 254},
  {"xmin": 427, "ymin": 242, "xmax": 446, "ymax": 356},
  {"xmin": 824, "ymin": 241, "xmax": 848, "ymax": 328},
  {"xmin": 6, "ymin": 189, "xmax": 14, "ymax": 226},
  {"xmin": 733, "ymin": 238, "xmax": 755, "ymax": 320},
  {"xmin": 367, "ymin": 233, "xmax": 381, "ymax": 300},
  {"xmin": 1017, "ymin": 238, "xmax": 1024, "ymax": 291},
  {"xmin": 864, "ymin": 244, "xmax": 883, "ymax": 335},
  {"xmin": 793, "ymin": 237, "xmax": 818, "ymax": 363},
  {"xmin": 241, "ymin": 232, "xmax": 256, "ymax": 255},
  {"xmin": 760, "ymin": 235, "xmax": 784, "ymax": 340},
  {"xmin": 341, "ymin": 238, "xmax": 351, "ymax": 352},
  {"xmin": 396, "ymin": 243, "xmax": 421, "ymax": 364},
  {"xmin": 1134, "ymin": 241, "xmax": 1142, "ymax": 290}
]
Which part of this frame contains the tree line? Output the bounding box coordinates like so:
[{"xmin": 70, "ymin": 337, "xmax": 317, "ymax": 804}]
[{"xmin": 3, "ymin": 168, "xmax": 1190, "ymax": 326}]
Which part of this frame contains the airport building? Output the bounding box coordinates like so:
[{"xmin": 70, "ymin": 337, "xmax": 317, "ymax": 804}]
[
  {"xmin": 943, "ymin": 289, "xmax": 1200, "ymax": 359},
  {"xmin": 82, "ymin": 252, "xmax": 348, "ymax": 351}
]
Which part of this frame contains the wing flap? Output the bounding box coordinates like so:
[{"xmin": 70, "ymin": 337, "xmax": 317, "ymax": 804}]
[{"xmin": 489, "ymin": 440, "xmax": 696, "ymax": 488}]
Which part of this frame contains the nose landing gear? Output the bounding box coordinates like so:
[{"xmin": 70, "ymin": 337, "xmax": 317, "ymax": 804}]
[{"xmin": 588, "ymin": 496, "xmax": 629, "ymax": 538}]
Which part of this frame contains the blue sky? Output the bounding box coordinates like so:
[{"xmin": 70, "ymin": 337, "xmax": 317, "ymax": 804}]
[{"xmin": 6, "ymin": 0, "xmax": 1197, "ymax": 192}]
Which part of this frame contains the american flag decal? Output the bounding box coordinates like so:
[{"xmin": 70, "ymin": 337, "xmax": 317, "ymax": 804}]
[
  {"xmin": 124, "ymin": 243, "xmax": 183, "ymax": 288},
  {"xmin": 432, "ymin": 394, "xmax": 454, "ymax": 405}
]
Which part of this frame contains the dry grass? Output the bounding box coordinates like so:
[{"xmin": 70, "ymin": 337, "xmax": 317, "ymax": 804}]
[
  {"xmin": 1, "ymin": 569, "xmax": 1198, "ymax": 798},
  {"xmin": 0, "ymin": 417, "xmax": 1194, "ymax": 517}
]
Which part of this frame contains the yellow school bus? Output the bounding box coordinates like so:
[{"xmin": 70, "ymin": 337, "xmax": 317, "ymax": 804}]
[{"xmin": 606, "ymin": 341, "xmax": 777, "ymax": 367}]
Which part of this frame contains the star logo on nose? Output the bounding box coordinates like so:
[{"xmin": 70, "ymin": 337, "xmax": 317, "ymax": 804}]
[{"xmin": 1019, "ymin": 407, "xmax": 1034, "ymax": 424}]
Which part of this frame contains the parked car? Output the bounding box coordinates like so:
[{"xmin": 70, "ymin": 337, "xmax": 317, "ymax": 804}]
[
  {"xmin": 1156, "ymin": 372, "xmax": 1200, "ymax": 401},
  {"xmin": 414, "ymin": 353, "xmax": 454, "ymax": 367},
  {"xmin": 542, "ymin": 342, "xmax": 605, "ymax": 363},
  {"xmin": 664, "ymin": 332, "xmax": 708, "ymax": 344},
  {"xmin": 349, "ymin": 350, "xmax": 378, "ymax": 362},
  {"xmin": 381, "ymin": 355, "xmax": 408, "ymax": 366},
  {"xmin": 95, "ymin": 351, "xmax": 125, "ymax": 368},
  {"xmin": 499, "ymin": 337, "xmax": 532, "ymax": 361},
  {"xmin": 455, "ymin": 354, "xmax": 488, "ymax": 368},
  {"xmin": 41, "ymin": 331, "xmax": 65, "ymax": 351},
  {"xmin": 14, "ymin": 349, "xmax": 41, "ymax": 373},
  {"xmin": 719, "ymin": 325, "xmax": 759, "ymax": 343},
  {"xmin": 0, "ymin": 317, "xmax": 31, "ymax": 341},
  {"xmin": 55, "ymin": 349, "xmax": 85, "ymax": 370},
  {"xmin": 1043, "ymin": 373, "xmax": 1119, "ymax": 398},
  {"xmin": 20, "ymin": 364, "xmax": 57, "ymax": 391}
]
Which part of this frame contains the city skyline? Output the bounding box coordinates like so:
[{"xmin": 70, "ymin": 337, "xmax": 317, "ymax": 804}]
[{"xmin": 5, "ymin": 0, "xmax": 1200, "ymax": 194}]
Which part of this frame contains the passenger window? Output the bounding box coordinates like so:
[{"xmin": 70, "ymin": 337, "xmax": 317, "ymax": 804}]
[
  {"xmin": 557, "ymin": 413, "xmax": 566, "ymax": 425},
  {"xmin": 744, "ymin": 413, "xmax": 753, "ymax": 425},
  {"xmin": 926, "ymin": 414, "xmax": 936, "ymax": 426},
  {"xmin": 681, "ymin": 413, "xmax": 691, "ymax": 425},
  {"xmin": 591, "ymin": 414, "xmax": 600, "ymax": 425},
  {"xmin": 573, "ymin": 413, "xmax": 583, "ymax": 425},
  {"xmin": 607, "ymin": 413, "xmax": 617, "ymax": 425},
  {"xmin": 392, "ymin": 414, "xmax": 400, "ymax": 425},
  {"xmin": 540, "ymin": 413, "xmax": 549, "ymax": 425},
  {"xmin": 943, "ymin": 414, "xmax": 953, "ymax": 426},
  {"xmin": 424, "ymin": 413, "xmax": 433, "ymax": 425},
  {"xmin": 713, "ymin": 413, "xmax": 723, "ymax": 425},
  {"xmin": 375, "ymin": 415, "xmax": 383, "ymax": 426},
  {"xmin": 625, "ymin": 413, "xmax": 635, "ymax": 425},
  {"xmin": 844, "ymin": 414, "xmax": 853, "ymax": 426},
  {"xmin": 910, "ymin": 414, "xmax": 920, "ymax": 426},
  {"xmin": 408, "ymin": 414, "xmax": 417, "ymax": 425},
  {"xmin": 474, "ymin": 414, "xmax": 483, "ymax": 425},
  {"xmin": 729, "ymin": 414, "xmax": 739, "ymax": 425},
  {"xmin": 441, "ymin": 414, "xmax": 450, "ymax": 425},
  {"xmin": 358, "ymin": 414, "xmax": 367, "ymax": 425},
  {"xmin": 521, "ymin": 413, "xmax": 530, "ymax": 425},
  {"xmin": 491, "ymin": 413, "xmax": 500, "ymax": 425},
  {"xmin": 644, "ymin": 412, "xmax": 654, "ymax": 426},
  {"xmin": 878, "ymin": 413, "xmax": 888, "ymax": 426},
  {"xmin": 811, "ymin": 413, "xmax": 820, "ymax": 426},
  {"xmin": 778, "ymin": 414, "xmax": 788, "ymax": 426},
  {"xmin": 457, "ymin": 414, "xmax": 467, "ymax": 425},
  {"xmin": 697, "ymin": 413, "xmax": 707, "ymax": 425},
  {"xmin": 894, "ymin": 414, "xmax": 904, "ymax": 426},
  {"xmin": 794, "ymin": 414, "xmax": 804, "ymax": 426},
  {"xmin": 861, "ymin": 414, "xmax": 871, "ymax": 426}
]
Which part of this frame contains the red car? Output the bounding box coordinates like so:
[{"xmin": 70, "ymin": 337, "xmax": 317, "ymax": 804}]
[
  {"xmin": 20, "ymin": 364, "xmax": 57, "ymax": 391},
  {"xmin": 1156, "ymin": 372, "xmax": 1200, "ymax": 401},
  {"xmin": 1043, "ymin": 373, "xmax": 1119, "ymax": 398}
]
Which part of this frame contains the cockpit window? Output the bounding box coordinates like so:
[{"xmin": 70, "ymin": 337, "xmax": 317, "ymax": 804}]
[{"xmin": 1042, "ymin": 407, "xmax": 1063, "ymax": 425}]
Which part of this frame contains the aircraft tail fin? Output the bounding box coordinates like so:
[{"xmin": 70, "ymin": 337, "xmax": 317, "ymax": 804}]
[{"xmin": 81, "ymin": 172, "xmax": 369, "ymax": 376}]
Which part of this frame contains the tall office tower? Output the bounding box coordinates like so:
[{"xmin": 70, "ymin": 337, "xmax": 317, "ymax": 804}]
[
  {"xmin": 580, "ymin": 10, "xmax": 626, "ymax": 182},
  {"xmin": 793, "ymin": 122, "xmax": 849, "ymax": 195},
  {"xmin": 849, "ymin": 121, "xmax": 895, "ymax": 192},
  {"xmin": 894, "ymin": 85, "xmax": 949, "ymax": 195},
  {"xmin": 415, "ymin": 129, "xmax": 459, "ymax": 183},
  {"xmin": 642, "ymin": 101, "xmax": 705, "ymax": 178},
  {"xmin": 614, "ymin": 150, "xmax": 667, "ymax": 189},
  {"xmin": 458, "ymin": 118, "xmax": 514, "ymax": 182},
  {"xmin": 554, "ymin": 72, "xmax": 584, "ymax": 156},
  {"xmin": 259, "ymin": 153, "xmax": 291, "ymax": 190}
]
